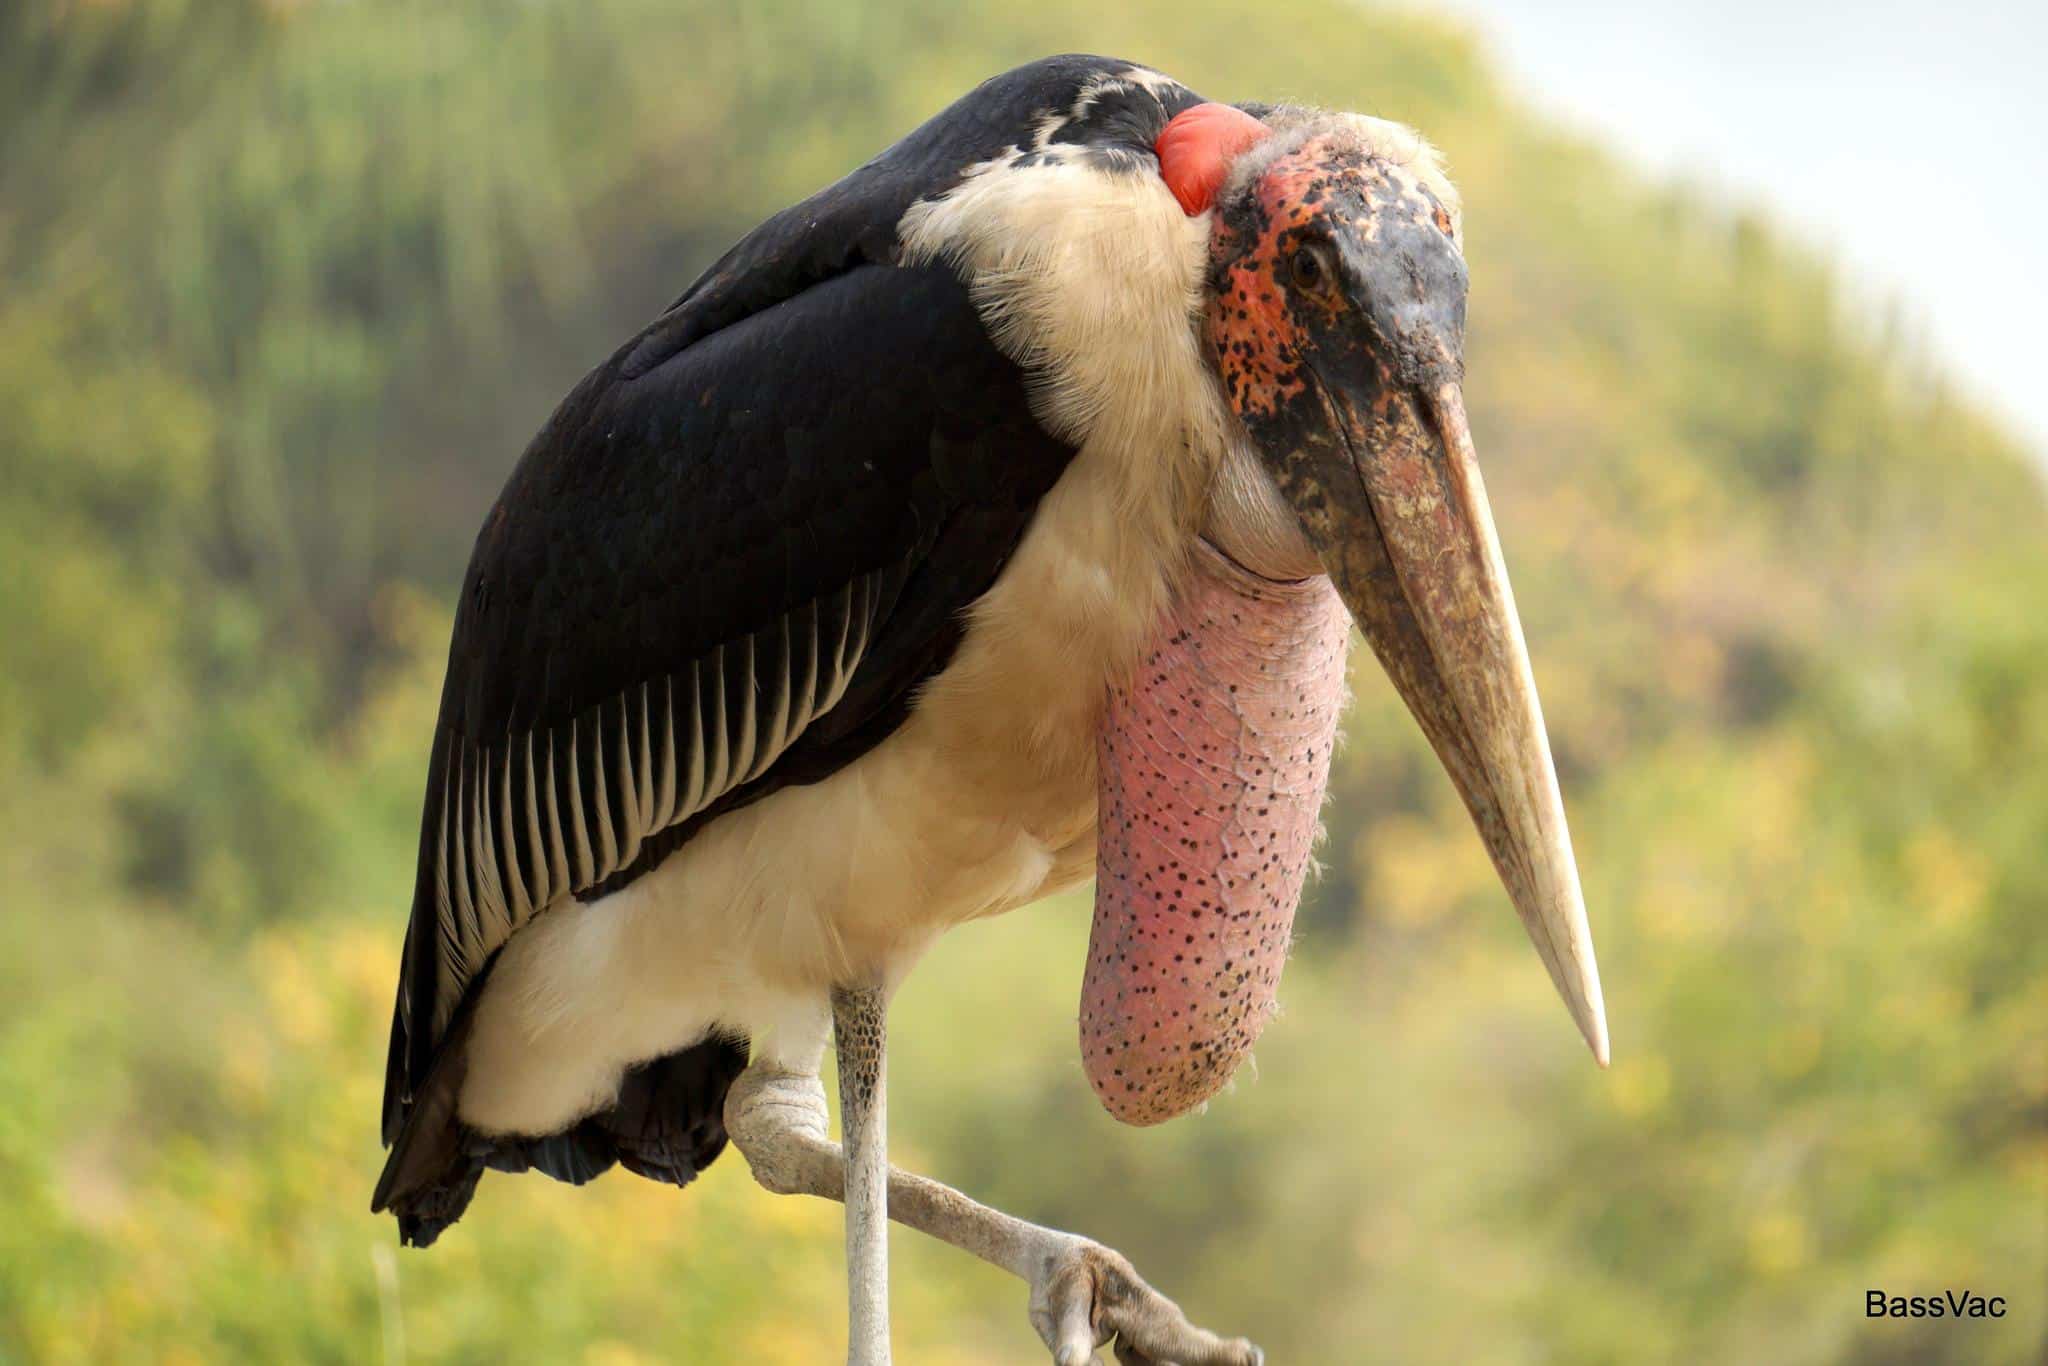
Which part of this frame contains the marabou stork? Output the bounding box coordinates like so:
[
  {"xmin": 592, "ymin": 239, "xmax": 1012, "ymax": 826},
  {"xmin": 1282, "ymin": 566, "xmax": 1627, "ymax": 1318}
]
[{"xmin": 373, "ymin": 54, "xmax": 1608, "ymax": 1365}]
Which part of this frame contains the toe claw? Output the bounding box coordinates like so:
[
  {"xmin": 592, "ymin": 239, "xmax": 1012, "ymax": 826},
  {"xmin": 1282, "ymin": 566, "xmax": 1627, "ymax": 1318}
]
[{"xmin": 1027, "ymin": 1237, "xmax": 1261, "ymax": 1366}]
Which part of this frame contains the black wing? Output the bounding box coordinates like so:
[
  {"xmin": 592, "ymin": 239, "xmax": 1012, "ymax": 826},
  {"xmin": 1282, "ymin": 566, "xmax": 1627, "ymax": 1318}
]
[{"xmin": 375, "ymin": 54, "xmax": 1205, "ymax": 1235}]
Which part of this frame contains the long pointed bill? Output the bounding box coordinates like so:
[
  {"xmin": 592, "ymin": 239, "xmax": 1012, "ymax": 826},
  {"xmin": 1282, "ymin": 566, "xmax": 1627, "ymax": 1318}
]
[{"xmin": 1270, "ymin": 378, "xmax": 1609, "ymax": 1064}]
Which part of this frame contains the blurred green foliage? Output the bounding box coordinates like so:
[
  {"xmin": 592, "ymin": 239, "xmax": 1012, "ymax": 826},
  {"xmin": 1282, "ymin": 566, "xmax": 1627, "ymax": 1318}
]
[{"xmin": 1, "ymin": 0, "xmax": 2042, "ymax": 1361}]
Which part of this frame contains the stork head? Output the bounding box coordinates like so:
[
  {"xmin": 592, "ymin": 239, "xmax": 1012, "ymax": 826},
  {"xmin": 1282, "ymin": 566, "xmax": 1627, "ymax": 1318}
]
[{"xmin": 1166, "ymin": 104, "xmax": 1609, "ymax": 1065}]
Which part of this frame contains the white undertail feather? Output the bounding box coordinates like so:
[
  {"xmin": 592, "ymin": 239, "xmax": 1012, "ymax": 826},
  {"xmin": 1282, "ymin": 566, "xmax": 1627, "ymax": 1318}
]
[
  {"xmin": 446, "ymin": 746, "xmax": 474, "ymax": 959},
  {"xmin": 521, "ymin": 736, "xmax": 548, "ymax": 909},
  {"xmin": 470, "ymin": 747, "xmax": 507, "ymax": 938},
  {"xmin": 624, "ymin": 686, "xmax": 649, "ymax": 866},
  {"xmin": 541, "ymin": 734, "xmax": 570, "ymax": 902},
  {"xmin": 681, "ymin": 667, "xmax": 707, "ymax": 819},
  {"xmin": 498, "ymin": 746, "xmax": 529, "ymax": 918}
]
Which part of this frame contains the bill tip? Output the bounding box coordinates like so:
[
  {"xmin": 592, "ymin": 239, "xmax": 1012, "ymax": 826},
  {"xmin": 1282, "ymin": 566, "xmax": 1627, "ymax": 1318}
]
[{"xmin": 1580, "ymin": 1004, "xmax": 1611, "ymax": 1068}]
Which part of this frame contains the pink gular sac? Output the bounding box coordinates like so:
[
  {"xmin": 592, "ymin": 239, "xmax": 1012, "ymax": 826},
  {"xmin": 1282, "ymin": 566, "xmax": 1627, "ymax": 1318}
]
[{"xmin": 1082, "ymin": 540, "xmax": 1350, "ymax": 1124}]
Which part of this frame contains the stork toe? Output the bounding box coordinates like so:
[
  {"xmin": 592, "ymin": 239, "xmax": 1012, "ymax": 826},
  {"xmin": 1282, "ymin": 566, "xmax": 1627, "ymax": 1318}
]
[{"xmin": 1028, "ymin": 1238, "xmax": 1262, "ymax": 1366}]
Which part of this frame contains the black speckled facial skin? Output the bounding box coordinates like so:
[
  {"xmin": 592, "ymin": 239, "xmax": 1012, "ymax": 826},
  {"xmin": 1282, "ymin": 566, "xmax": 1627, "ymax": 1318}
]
[{"xmin": 1205, "ymin": 136, "xmax": 1465, "ymax": 430}]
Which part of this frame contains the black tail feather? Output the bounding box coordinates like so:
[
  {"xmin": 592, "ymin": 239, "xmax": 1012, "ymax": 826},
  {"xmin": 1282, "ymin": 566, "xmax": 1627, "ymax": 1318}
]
[{"xmin": 375, "ymin": 1033, "xmax": 750, "ymax": 1247}]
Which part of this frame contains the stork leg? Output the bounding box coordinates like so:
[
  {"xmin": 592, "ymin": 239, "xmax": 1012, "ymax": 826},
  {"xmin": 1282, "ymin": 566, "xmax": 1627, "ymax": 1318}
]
[
  {"xmin": 832, "ymin": 985, "xmax": 891, "ymax": 1366},
  {"xmin": 725, "ymin": 1053, "xmax": 1261, "ymax": 1366}
]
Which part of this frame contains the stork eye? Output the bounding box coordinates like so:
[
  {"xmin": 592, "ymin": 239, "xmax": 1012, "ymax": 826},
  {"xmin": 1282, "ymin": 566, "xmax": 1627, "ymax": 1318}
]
[{"xmin": 1287, "ymin": 244, "xmax": 1332, "ymax": 294}]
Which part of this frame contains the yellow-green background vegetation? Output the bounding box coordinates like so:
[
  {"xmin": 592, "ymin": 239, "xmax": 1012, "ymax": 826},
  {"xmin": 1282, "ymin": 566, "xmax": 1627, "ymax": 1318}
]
[{"xmin": 2, "ymin": 1, "xmax": 2042, "ymax": 1361}]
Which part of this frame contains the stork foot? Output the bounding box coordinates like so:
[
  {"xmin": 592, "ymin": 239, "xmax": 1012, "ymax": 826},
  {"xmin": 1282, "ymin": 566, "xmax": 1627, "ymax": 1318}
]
[
  {"xmin": 725, "ymin": 1059, "xmax": 1259, "ymax": 1364},
  {"xmin": 1027, "ymin": 1236, "xmax": 1262, "ymax": 1366}
]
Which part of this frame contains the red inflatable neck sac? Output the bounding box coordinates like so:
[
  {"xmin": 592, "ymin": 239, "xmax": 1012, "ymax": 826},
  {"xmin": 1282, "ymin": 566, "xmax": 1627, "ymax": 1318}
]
[
  {"xmin": 1080, "ymin": 541, "xmax": 1349, "ymax": 1124},
  {"xmin": 1154, "ymin": 102, "xmax": 1273, "ymax": 216}
]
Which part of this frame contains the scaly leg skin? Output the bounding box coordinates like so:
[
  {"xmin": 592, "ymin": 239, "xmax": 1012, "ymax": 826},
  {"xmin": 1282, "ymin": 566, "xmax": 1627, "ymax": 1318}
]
[
  {"xmin": 725, "ymin": 1057, "xmax": 1262, "ymax": 1366},
  {"xmin": 832, "ymin": 985, "xmax": 891, "ymax": 1366}
]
